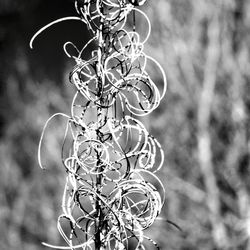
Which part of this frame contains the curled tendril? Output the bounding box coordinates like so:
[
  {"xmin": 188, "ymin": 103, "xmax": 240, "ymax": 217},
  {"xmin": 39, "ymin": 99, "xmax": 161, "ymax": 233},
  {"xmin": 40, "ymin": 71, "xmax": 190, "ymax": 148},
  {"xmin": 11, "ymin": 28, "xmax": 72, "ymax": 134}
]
[{"xmin": 34, "ymin": 0, "xmax": 167, "ymax": 249}]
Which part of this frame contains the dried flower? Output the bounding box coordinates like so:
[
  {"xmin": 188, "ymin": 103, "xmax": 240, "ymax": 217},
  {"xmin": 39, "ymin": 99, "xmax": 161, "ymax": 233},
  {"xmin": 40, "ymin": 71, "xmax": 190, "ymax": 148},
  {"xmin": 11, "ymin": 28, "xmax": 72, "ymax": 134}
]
[{"xmin": 31, "ymin": 1, "xmax": 167, "ymax": 249}]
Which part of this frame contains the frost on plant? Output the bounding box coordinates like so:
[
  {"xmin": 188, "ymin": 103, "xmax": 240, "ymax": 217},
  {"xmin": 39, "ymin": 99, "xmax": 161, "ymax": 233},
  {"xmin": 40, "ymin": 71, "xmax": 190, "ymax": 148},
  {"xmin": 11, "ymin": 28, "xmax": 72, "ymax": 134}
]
[{"xmin": 31, "ymin": 0, "xmax": 167, "ymax": 249}]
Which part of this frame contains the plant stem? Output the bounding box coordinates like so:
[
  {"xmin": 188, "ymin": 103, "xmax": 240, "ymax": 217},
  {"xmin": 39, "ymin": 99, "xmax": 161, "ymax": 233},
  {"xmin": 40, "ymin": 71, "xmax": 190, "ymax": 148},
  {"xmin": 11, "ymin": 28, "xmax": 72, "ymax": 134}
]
[{"xmin": 95, "ymin": 13, "xmax": 105, "ymax": 250}]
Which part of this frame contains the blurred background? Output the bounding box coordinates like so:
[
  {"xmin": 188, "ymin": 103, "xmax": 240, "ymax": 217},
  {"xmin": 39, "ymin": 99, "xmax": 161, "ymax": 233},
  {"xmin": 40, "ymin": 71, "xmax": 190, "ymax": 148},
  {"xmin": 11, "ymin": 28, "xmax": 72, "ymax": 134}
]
[{"xmin": 0, "ymin": 0, "xmax": 250, "ymax": 249}]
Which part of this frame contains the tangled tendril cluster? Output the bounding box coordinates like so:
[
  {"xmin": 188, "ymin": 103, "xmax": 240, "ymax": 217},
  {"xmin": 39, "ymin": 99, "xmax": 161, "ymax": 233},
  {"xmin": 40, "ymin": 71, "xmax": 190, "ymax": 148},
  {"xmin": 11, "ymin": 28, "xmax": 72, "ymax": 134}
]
[{"xmin": 31, "ymin": 0, "xmax": 167, "ymax": 249}]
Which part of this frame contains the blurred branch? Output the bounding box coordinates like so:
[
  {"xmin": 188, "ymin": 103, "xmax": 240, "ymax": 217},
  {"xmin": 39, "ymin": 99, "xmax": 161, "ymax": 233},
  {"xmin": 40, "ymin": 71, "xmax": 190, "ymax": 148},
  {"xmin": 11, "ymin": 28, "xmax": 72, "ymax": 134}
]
[
  {"xmin": 167, "ymin": 173, "xmax": 205, "ymax": 203},
  {"xmin": 197, "ymin": 6, "xmax": 228, "ymax": 248}
]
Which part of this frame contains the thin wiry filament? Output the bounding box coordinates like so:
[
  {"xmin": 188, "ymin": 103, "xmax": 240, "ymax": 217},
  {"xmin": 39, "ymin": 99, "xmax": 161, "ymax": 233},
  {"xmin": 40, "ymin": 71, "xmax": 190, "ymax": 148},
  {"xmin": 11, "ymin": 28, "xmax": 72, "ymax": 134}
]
[{"xmin": 32, "ymin": 0, "xmax": 167, "ymax": 249}]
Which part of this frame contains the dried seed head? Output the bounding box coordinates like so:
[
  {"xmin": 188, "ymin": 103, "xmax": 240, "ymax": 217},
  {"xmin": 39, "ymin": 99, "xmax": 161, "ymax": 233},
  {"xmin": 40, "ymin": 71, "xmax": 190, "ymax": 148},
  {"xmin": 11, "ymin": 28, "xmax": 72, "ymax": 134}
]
[{"xmin": 33, "ymin": 0, "xmax": 166, "ymax": 249}]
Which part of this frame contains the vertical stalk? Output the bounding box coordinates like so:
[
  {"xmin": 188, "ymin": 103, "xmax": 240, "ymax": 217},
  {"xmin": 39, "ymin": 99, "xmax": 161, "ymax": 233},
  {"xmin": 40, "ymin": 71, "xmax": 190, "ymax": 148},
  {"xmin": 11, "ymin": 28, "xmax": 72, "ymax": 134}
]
[
  {"xmin": 95, "ymin": 107, "xmax": 104, "ymax": 250},
  {"xmin": 95, "ymin": 14, "xmax": 105, "ymax": 250},
  {"xmin": 197, "ymin": 6, "xmax": 227, "ymax": 248}
]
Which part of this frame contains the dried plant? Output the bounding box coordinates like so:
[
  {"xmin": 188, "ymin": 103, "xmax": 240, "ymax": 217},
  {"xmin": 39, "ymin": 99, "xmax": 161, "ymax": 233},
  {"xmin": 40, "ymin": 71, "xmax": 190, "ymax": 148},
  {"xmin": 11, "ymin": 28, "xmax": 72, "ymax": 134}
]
[{"xmin": 31, "ymin": 0, "xmax": 167, "ymax": 249}]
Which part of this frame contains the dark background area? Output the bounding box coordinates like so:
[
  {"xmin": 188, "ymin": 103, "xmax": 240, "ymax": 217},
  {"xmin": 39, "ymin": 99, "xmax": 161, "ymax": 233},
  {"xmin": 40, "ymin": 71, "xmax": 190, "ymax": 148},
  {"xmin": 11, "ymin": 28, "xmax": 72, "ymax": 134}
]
[{"xmin": 1, "ymin": 0, "xmax": 250, "ymax": 249}]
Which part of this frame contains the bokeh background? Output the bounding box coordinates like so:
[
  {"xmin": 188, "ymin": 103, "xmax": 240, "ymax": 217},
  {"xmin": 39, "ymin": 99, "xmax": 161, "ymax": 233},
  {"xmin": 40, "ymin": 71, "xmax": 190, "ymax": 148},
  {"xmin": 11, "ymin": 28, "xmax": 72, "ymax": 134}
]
[{"xmin": 1, "ymin": 0, "xmax": 250, "ymax": 249}]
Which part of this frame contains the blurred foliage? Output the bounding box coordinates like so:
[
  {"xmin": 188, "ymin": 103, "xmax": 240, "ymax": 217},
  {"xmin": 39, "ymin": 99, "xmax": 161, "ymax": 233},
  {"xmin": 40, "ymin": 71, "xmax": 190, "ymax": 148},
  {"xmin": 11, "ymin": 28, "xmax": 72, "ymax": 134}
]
[{"xmin": 0, "ymin": 0, "xmax": 250, "ymax": 249}]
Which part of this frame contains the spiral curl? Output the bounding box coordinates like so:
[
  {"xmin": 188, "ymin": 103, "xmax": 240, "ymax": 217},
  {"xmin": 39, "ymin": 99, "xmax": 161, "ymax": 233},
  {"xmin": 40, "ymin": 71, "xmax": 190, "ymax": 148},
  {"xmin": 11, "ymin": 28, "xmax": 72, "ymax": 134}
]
[{"xmin": 32, "ymin": 0, "xmax": 167, "ymax": 249}]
